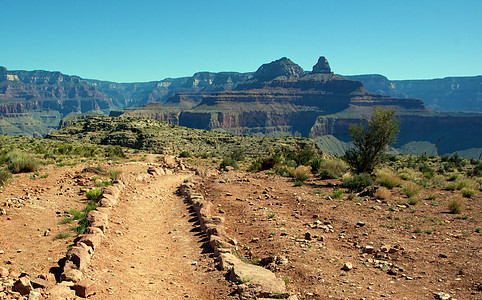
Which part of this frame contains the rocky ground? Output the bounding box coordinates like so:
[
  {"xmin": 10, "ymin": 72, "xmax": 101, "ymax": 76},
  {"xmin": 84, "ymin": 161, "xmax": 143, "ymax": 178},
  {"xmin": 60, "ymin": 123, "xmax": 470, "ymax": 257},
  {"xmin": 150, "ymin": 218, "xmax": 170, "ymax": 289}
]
[{"xmin": 0, "ymin": 155, "xmax": 480, "ymax": 299}]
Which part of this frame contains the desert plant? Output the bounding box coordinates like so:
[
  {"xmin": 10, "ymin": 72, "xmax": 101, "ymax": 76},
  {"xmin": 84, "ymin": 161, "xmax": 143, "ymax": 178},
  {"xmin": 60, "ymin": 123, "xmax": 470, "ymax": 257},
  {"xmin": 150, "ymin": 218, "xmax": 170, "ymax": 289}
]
[
  {"xmin": 331, "ymin": 189, "xmax": 344, "ymax": 199},
  {"xmin": 374, "ymin": 187, "xmax": 390, "ymax": 200},
  {"xmin": 220, "ymin": 157, "xmax": 238, "ymax": 170},
  {"xmin": 408, "ymin": 197, "xmax": 419, "ymax": 205},
  {"xmin": 320, "ymin": 158, "xmax": 348, "ymax": 177},
  {"xmin": 319, "ymin": 169, "xmax": 338, "ymax": 180},
  {"xmin": 344, "ymin": 107, "xmax": 400, "ymax": 174},
  {"xmin": 448, "ymin": 198, "xmax": 463, "ymax": 214},
  {"xmin": 0, "ymin": 168, "xmax": 12, "ymax": 186},
  {"xmin": 461, "ymin": 187, "xmax": 475, "ymax": 198},
  {"xmin": 399, "ymin": 168, "xmax": 418, "ymax": 181},
  {"xmin": 376, "ymin": 169, "xmax": 401, "ymax": 189},
  {"xmin": 292, "ymin": 146, "xmax": 316, "ymax": 167},
  {"xmin": 274, "ymin": 165, "xmax": 294, "ymax": 177},
  {"xmin": 2, "ymin": 150, "xmax": 39, "ymax": 173},
  {"xmin": 54, "ymin": 232, "xmax": 70, "ymax": 239},
  {"xmin": 310, "ymin": 158, "xmax": 323, "ymax": 173},
  {"xmin": 343, "ymin": 173, "xmax": 374, "ymax": 192},
  {"xmin": 293, "ymin": 165, "xmax": 311, "ymax": 183},
  {"xmin": 107, "ymin": 146, "xmax": 126, "ymax": 158},
  {"xmin": 86, "ymin": 188, "xmax": 103, "ymax": 201},
  {"xmin": 179, "ymin": 151, "xmax": 191, "ymax": 158},
  {"xmin": 402, "ymin": 182, "xmax": 422, "ymax": 198},
  {"xmin": 108, "ymin": 169, "xmax": 122, "ymax": 180}
]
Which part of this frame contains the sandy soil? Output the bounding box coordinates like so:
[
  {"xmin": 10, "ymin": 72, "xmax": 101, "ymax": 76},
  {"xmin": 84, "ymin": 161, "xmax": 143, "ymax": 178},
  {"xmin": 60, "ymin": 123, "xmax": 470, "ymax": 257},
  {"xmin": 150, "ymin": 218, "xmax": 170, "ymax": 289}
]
[{"xmin": 0, "ymin": 157, "xmax": 481, "ymax": 299}]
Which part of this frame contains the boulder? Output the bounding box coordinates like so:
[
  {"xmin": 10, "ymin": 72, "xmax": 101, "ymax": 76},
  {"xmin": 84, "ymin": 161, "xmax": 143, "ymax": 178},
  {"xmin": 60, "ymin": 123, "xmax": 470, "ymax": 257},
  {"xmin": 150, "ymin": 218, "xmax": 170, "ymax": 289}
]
[
  {"xmin": 13, "ymin": 276, "xmax": 32, "ymax": 295},
  {"xmin": 66, "ymin": 246, "xmax": 91, "ymax": 271},
  {"xmin": 47, "ymin": 284, "xmax": 76, "ymax": 300},
  {"xmin": 217, "ymin": 253, "xmax": 241, "ymax": 271},
  {"xmin": 30, "ymin": 277, "xmax": 52, "ymax": 289},
  {"xmin": 61, "ymin": 269, "xmax": 83, "ymax": 282},
  {"xmin": 230, "ymin": 263, "xmax": 287, "ymax": 299},
  {"xmin": 73, "ymin": 279, "xmax": 97, "ymax": 298},
  {"xmin": 0, "ymin": 266, "xmax": 8, "ymax": 277},
  {"xmin": 78, "ymin": 232, "xmax": 103, "ymax": 250}
]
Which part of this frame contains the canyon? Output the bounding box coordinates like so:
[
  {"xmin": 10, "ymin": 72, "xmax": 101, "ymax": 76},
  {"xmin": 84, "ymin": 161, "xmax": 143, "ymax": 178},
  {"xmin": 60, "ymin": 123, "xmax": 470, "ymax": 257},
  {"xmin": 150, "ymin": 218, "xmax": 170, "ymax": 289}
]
[{"xmin": 1, "ymin": 57, "xmax": 481, "ymax": 157}]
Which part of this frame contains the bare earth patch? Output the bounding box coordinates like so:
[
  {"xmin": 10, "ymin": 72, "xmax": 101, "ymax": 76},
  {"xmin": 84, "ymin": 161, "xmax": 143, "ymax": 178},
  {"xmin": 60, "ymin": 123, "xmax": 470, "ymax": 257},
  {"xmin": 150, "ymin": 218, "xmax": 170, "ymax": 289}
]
[{"xmin": 0, "ymin": 157, "xmax": 480, "ymax": 299}]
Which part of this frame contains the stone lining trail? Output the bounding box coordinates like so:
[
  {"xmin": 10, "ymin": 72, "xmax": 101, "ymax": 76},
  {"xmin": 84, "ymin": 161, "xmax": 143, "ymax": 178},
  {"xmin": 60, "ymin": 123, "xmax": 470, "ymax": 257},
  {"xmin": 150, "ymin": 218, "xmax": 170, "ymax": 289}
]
[{"xmin": 87, "ymin": 172, "xmax": 232, "ymax": 299}]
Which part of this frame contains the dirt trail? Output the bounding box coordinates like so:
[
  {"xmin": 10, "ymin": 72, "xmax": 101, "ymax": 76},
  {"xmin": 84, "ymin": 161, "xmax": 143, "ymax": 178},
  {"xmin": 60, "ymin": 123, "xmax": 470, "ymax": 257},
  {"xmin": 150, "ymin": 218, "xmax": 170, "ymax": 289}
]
[{"xmin": 88, "ymin": 172, "xmax": 233, "ymax": 299}]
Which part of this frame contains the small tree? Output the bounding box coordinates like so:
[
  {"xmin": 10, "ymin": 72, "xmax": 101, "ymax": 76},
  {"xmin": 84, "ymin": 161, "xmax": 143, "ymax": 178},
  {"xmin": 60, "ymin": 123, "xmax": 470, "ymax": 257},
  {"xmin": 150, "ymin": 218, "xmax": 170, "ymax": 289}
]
[{"xmin": 344, "ymin": 107, "xmax": 400, "ymax": 174}]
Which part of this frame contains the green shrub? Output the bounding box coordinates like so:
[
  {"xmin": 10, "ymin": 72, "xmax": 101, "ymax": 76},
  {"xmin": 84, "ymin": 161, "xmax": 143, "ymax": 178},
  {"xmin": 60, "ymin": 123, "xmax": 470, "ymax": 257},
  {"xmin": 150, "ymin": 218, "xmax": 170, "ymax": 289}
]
[
  {"xmin": 2, "ymin": 151, "xmax": 39, "ymax": 173},
  {"xmin": 54, "ymin": 232, "xmax": 70, "ymax": 239},
  {"xmin": 376, "ymin": 169, "xmax": 401, "ymax": 189},
  {"xmin": 310, "ymin": 158, "xmax": 323, "ymax": 173},
  {"xmin": 220, "ymin": 157, "xmax": 238, "ymax": 170},
  {"xmin": 292, "ymin": 147, "xmax": 316, "ymax": 167},
  {"xmin": 448, "ymin": 199, "xmax": 463, "ymax": 214},
  {"xmin": 343, "ymin": 173, "xmax": 374, "ymax": 192},
  {"xmin": 108, "ymin": 169, "xmax": 122, "ymax": 180},
  {"xmin": 331, "ymin": 189, "xmax": 344, "ymax": 199},
  {"xmin": 229, "ymin": 149, "xmax": 245, "ymax": 162},
  {"xmin": 248, "ymin": 157, "xmax": 277, "ymax": 172},
  {"xmin": 107, "ymin": 146, "xmax": 126, "ymax": 158},
  {"xmin": 319, "ymin": 169, "xmax": 338, "ymax": 180},
  {"xmin": 293, "ymin": 165, "xmax": 311, "ymax": 183},
  {"xmin": 86, "ymin": 188, "xmax": 103, "ymax": 201},
  {"xmin": 274, "ymin": 165, "xmax": 294, "ymax": 177},
  {"xmin": 320, "ymin": 158, "xmax": 348, "ymax": 177},
  {"xmin": 402, "ymin": 182, "xmax": 422, "ymax": 198},
  {"xmin": 179, "ymin": 151, "xmax": 191, "ymax": 158},
  {"xmin": 293, "ymin": 180, "xmax": 304, "ymax": 187},
  {"xmin": 0, "ymin": 168, "xmax": 11, "ymax": 186},
  {"xmin": 461, "ymin": 187, "xmax": 475, "ymax": 198},
  {"xmin": 419, "ymin": 164, "xmax": 435, "ymax": 179},
  {"xmin": 344, "ymin": 108, "xmax": 400, "ymax": 174}
]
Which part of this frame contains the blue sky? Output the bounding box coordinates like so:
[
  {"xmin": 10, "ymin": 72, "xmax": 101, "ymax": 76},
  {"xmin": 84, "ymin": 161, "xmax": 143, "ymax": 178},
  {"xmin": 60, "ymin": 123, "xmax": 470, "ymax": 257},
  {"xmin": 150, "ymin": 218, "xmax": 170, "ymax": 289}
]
[{"xmin": 1, "ymin": 0, "xmax": 480, "ymax": 82}]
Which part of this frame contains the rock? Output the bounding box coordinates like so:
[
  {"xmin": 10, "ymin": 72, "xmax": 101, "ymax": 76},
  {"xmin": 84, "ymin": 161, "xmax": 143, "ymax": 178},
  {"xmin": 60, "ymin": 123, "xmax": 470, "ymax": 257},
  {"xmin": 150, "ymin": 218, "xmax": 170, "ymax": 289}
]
[
  {"xmin": 356, "ymin": 221, "xmax": 366, "ymax": 227},
  {"xmin": 28, "ymin": 290, "xmax": 41, "ymax": 300},
  {"xmin": 61, "ymin": 269, "xmax": 83, "ymax": 282},
  {"xmin": 30, "ymin": 277, "xmax": 52, "ymax": 289},
  {"xmin": 312, "ymin": 56, "xmax": 332, "ymax": 74},
  {"xmin": 341, "ymin": 262, "xmax": 353, "ymax": 271},
  {"xmin": 304, "ymin": 232, "xmax": 312, "ymax": 241},
  {"xmin": 388, "ymin": 268, "xmax": 398, "ymax": 276},
  {"xmin": 73, "ymin": 279, "xmax": 97, "ymax": 298},
  {"xmin": 230, "ymin": 263, "xmax": 287, "ymax": 298},
  {"xmin": 0, "ymin": 266, "xmax": 8, "ymax": 277},
  {"xmin": 66, "ymin": 246, "xmax": 91, "ymax": 271},
  {"xmin": 217, "ymin": 253, "xmax": 241, "ymax": 271},
  {"xmin": 253, "ymin": 57, "xmax": 305, "ymax": 82},
  {"xmin": 44, "ymin": 229, "xmax": 50, "ymax": 236},
  {"xmin": 78, "ymin": 232, "xmax": 103, "ymax": 250},
  {"xmin": 276, "ymin": 256, "xmax": 289, "ymax": 265},
  {"xmin": 13, "ymin": 276, "xmax": 32, "ymax": 295},
  {"xmin": 47, "ymin": 284, "xmax": 77, "ymax": 300},
  {"xmin": 434, "ymin": 292, "xmax": 451, "ymax": 300},
  {"xmin": 224, "ymin": 166, "xmax": 235, "ymax": 172},
  {"xmin": 163, "ymin": 155, "xmax": 177, "ymax": 168},
  {"xmin": 364, "ymin": 245, "xmax": 375, "ymax": 254},
  {"xmin": 380, "ymin": 245, "xmax": 390, "ymax": 252}
]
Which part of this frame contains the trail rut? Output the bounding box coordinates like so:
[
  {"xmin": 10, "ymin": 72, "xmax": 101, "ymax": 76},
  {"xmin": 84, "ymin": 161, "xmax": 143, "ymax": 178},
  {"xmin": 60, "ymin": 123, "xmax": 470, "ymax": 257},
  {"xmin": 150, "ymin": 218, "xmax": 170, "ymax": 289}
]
[{"xmin": 88, "ymin": 173, "xmax": 234, "ymax": 299}]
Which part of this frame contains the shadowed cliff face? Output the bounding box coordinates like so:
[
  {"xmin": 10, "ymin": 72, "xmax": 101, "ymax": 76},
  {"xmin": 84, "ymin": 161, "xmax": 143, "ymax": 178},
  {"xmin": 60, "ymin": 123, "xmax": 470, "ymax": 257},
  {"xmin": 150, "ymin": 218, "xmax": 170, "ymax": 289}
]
[
  {"xmin": 343, "ymin": 74, "xmax": 482, "ymax": 112},
  {"xmin": 1, "ymin": 57, "xmax": 481, "ymax": 156},
  {"xmin": 117, "ymin": 57, "xmax": 481, "ymax": 156},
  {"xmin": 0, "ymin": 67, "xmax": 117, "ymax": 135},
  {"xmin": 121, "ymin": 56, "xmax": 428, "ymax": 135}
]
